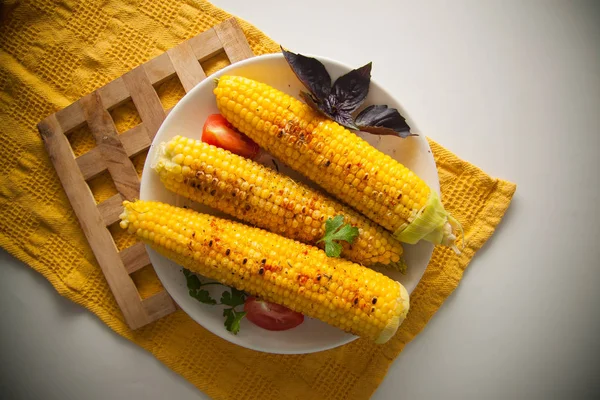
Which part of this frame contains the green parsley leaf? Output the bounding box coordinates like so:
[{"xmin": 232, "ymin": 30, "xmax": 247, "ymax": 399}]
[
  {"xmin": 189, "ymin": 289, "xmax": 217, "ymax": 305},
  {"xmin": 224, "ymin": 309, "xmax": 247, "ymax": 334},
  {"xmin": 223, "ymin": 309, "xmax": 234, "ymax": 329},
  {"xmin": 323, "ymin": 241, "xmax": 343, "ymax": 258},
  {"xmin": 187, "ymin": 275, "xmax": 202, "ymax": 290},
  {"xmin": 220, "ymin": 287, "xmax": 246, "ymax": 308},
  {"xmin": 317, "ymin": 215, "xmax": 359, "ymax": 257},
  {"xmin": 183, "ymin": 268, "xmax": 202, "ymax": 290},
  {"xmin": 182, "ymin": 269, "xmax": 247, "ymax": 334},
  {"xmin": 183, "ymin": 268, "xmax": 217, "ymax": 304}
]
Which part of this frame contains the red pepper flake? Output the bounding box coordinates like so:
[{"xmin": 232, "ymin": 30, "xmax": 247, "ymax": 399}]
[{"xmin": 264, "ymin": 264, "xmax": 281, "ymax": 272}]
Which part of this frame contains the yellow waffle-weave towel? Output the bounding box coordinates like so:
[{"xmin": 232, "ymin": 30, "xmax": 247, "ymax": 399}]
[{"xmin": 0, "ymin": 1, "xmax": 516, "ymax": 399}]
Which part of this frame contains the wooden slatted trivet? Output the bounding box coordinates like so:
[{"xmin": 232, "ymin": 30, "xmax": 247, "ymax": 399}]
[{"xmin": 37, "ymin": 18, "xmax": 255, "ymax": 330}]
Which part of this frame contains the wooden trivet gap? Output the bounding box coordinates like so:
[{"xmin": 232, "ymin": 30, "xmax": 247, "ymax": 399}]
[{"xmin": 38, "ymin": 18, "xmax": 255, "ymax": 330}]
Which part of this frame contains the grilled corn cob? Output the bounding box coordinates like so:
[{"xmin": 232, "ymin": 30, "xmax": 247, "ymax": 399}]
[
  {"xmin": 215, "ymin": 76, "xmax": 459, "ymax": 247},
  {"xmin": 119, "ymin": 200, "xmax": 409, "ymax": 343},
  {"xmin": 153, "ymin": 135, "xmax": 405, "ymax": 270}
]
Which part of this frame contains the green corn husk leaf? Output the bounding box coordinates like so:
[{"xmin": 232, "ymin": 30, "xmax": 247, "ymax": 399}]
[{"xmin": 394, "ymin": 191, "xmax": 461, "ymax": 251}]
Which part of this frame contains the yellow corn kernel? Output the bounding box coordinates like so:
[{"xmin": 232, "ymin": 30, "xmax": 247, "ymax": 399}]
[
  {"xmin": 120, "ymin": 200, "xmax": 409, "ymax": 343},
  {"xmin": 154, "ymin": 137, "xmax": 405, "ymax": 270},
  {"xmin": 215, "ymin": 76, "xmax": 458, "ymax": 246}
]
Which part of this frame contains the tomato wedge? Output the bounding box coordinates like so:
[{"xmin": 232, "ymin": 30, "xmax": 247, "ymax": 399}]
[
  {"xmin": 201, "ymin": 114, "xmax": 260, "ymax": 159},
  {"xmin": 244, "ymin": 296, "xmax": 304, "ymax": 331}
]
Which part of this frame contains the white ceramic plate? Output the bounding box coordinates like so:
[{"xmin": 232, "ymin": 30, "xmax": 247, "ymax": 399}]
[{"xmin": 140, "ymin": 54, "xmax": 438, "ymax": 354}]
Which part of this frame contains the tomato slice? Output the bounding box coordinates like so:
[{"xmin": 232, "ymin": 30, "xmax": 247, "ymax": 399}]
[
  {"xmin": 201, "ymin": 114, "xmax": 260, "ymax": 159},
  {"xmin": 244, "ymin": 296, "xmax": 304, "ymax": 331}
]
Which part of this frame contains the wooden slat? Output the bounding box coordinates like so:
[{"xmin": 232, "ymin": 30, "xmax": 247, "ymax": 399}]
[
  {"xmin": 38, "ymin": 115, "xmax": 149, "ymax": 330},
  {"xmin": 143, "ymin": 291, "xmax": 177, "ymax": 321},
  {"xmin": 97, "ymin": 77, "xmax": 130, "ymax": 111},
  {"xmin": 38, "ymin": 18, "xmax": 256, "ymax": 330},
  {"xmin": 120, "ymin": 124, "xmax": 152, "ymax": 157},
  {"xmin": 167, "ymin": 41, "xmax": 207, "ymax": 92},
  {"xmin": 214, "ymin": 18, "xmax": 253, "ymax": 63},
  {"xmin": 122, "ymin": 66, "xmax": 166, "ymax": 140},
  {"xmin": 81, "ymin": 92, "xmax": 140, "ymax": 201},
  {"xmin": 119, "ymin": 242, "xmax": 150, "ymax": 274},
  {"xmin": 98, "ymin": 193, "xmax": 124, "ymax": 226},
  {"xmin": 189, "ymin": 28, "xmax": 223, "ymax": 62},
  {"xmin": 55, "ymin": 101, "xmax": 85, "ymax": 133},
  {"xmin": 76, "ymin": 148, "xmax": 107, "ymax": 181},
  {"xmin": 145, "ymin": 52, "xmax": 176, "ymax": 86},
  {"xmin": 75, "ymin": 125, "xmax": 150, "ymax": 181}
]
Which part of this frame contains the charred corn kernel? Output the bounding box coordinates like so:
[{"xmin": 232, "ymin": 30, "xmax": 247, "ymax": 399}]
[
  {"xmin": 215, "ymin": 76, "xmax": 460, "ymax": 247},
  {"xmin": 120, "ymin": 200, "xmax": 409, "ymax": 343},
  {"xmin": 153, "ymin": 136, "xmax": 405, "ymax": 270}
]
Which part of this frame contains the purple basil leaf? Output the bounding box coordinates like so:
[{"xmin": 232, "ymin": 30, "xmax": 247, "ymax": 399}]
[
  {"xmin": 358, "ymin": 126, "xmax": 417, "ymax": 138},
  {"xmin": 300, "ymin": 91, "xmax": 358, "ymax": 130},
  {"xmin": 281, "ymin": 47, "xmax": 331, "ymax": 100},
  {"xmin": 299, "ymin": 91, "xmax": 324, "ymax": 115},
  {"xmin": 333, "ymin": 113, "xmax": 359, "ymax": 130},
  {"xmin": 322, "ymin": 95, "xmax": 359, "ymax": 130},
  {"xmin": 330, "ymin": 62, "xmax": 372, "ymax": 115},
  {"xmin": 355, "ymin": 105, "xmax": 414, "ymax": 138}
]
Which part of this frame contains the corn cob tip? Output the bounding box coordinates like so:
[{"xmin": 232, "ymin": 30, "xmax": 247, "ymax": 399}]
[
  {"xmin": 375, "ymin": 282, "xmax": 409, "ymax": 344},
  {"xmin": 150, "ymin": 141, "xmax": 169, "ymax": 171},
  {"xmin": 119, "ymin": 201, "xmax": 130, "ymax": 229},
  {"xmin": 394, "ymin": 191, "xmax": 461, "ymax": 249}
]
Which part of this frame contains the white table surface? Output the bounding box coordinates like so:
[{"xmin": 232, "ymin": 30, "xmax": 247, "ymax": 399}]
[{"xmin": 1, "ymin": 1, "xmax": 600, "ymax": 399}]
